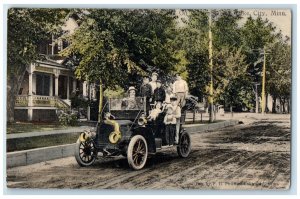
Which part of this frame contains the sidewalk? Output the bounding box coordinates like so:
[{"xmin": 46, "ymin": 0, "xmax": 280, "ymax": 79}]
[
  {"xmin": 6, "ymin": 126, "xmax": 95, "ymax": 139},
  {"xmin": 7, "ymin": 119, "xmax": 239, "ymax": 168}
]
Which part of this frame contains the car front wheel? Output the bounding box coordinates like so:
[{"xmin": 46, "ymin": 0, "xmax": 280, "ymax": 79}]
[
  {"xmin": 127, "ymin": 135, "xmax": 148, "ymax": 170},
  {"xmin": 75, "ymin": 139, "xmax": 96, "ymax": 167}
]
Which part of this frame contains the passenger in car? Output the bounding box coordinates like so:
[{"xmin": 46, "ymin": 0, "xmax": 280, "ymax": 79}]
[
  {"xmin": 164, "ymin": 104, "xmax": 176, "ymax": 145},
  {"xmin": 121, "ymin": 86, "xmax": 138, "ymax": 110}
]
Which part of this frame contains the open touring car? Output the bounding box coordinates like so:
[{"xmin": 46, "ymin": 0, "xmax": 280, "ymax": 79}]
[{"xmin": 74, "ymin": 97, "xmax": 192, "ymax": 170}]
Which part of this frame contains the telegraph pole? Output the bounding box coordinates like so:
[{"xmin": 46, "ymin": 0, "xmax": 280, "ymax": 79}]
[
  {"xmin": 261, "ymin": 46, "xmax": 267, "ymax": 115},
  {"xmin": 208, "ymin": 10, "xmax": 214, "ymax": 122}
]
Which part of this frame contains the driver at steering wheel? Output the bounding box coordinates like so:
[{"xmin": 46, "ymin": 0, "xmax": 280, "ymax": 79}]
[{"xmin": 121, "ymin": 86, "xmax": 139, "ymax": 110}]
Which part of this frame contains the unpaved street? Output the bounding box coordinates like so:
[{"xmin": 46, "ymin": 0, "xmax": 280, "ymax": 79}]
[{"xmin": 7, "ymin": 114, "xmax": 290, "ymax": 190}]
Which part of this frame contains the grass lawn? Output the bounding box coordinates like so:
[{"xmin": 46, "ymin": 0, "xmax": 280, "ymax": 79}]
[
  {"xmin": 7, "ymin": 132, "xmax": 79, "ymax": 152},
  {"xmin": 6, "ymin": 122, "xmax": 69, "ymax": 134}
]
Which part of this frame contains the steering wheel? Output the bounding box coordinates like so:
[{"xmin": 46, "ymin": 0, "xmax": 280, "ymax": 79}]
[
  {"xmin": 105, "ymin": 112, "xmax": 116, "ymax": 120},
  {"xmin": 110, "ymin": 113, "xmax": 116, "ymax": 119}
]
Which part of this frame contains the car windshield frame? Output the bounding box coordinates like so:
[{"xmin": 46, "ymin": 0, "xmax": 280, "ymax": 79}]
[{"xmin": 108, "ymin": 97, "xmax": 146, "ymax": 112}]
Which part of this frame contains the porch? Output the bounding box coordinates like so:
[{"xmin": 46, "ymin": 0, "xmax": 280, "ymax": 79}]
[{"xmin": 15, "ymin": 61, "xmax": 97, "ymax": 121}]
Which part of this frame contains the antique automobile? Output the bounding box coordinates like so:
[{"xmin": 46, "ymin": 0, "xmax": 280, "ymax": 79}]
[{"xmin": 74, "ymin": 97, "xmax": 191, "ymax": 170}]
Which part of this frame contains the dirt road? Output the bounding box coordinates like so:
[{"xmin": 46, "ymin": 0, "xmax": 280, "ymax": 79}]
[{"xmin": 7, "ymin": 114, "xmax": 290, "ymax": 190}]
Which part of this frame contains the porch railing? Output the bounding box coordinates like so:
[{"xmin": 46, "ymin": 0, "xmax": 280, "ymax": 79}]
[{"xmin": 15, "ymin": 95, "xmax": 70, "ymax": 110}]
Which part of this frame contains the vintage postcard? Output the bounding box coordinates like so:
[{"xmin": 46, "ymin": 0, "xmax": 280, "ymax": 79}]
[{"xmin": 6, "ymin": 8, "xmax": 291, "ymax": 190}]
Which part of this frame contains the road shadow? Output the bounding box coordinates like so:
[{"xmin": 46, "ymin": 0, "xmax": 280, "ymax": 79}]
[{"xmin": 206, "ymin": 123, "xmax": 290, "ymax": 144}]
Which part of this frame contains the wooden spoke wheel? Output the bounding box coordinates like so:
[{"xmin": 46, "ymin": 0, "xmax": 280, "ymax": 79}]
[
  {"xmin": 75, "ymin": 139, "xmax": 96, "ymax": 166},
  {"xmin": 127, "ymin": 135, "xmax": 148, "ymax": 170},
  {"xmin": 177, "ymin": 131, "xmax": 191, "ymax": 158}
]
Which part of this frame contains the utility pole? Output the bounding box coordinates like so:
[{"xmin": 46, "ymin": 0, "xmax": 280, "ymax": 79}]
[
  {"xmin": 208, "ymin": 10, "xmax": 214, "ymax": 123},
  {"xmin": 255, "ymin": 83, "xmax": 259, "ymax": 113},
  {"xmin": 261, "ymin": 46, "xmax": 267, "ymax": 115}
]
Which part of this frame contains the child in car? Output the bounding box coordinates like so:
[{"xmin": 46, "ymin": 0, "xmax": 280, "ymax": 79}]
[
  {"xmin": 163, "ymin": 104, "xmax": 176, "ymax": 145},
  {"xmin": 147, "ymin": 102, "xmax": 163, "ymax": 121}
]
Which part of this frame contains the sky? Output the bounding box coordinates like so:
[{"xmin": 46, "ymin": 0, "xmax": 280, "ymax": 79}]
[{"xmin": 239, "ymin": 9, "xmax": 291, "ymax": 38}]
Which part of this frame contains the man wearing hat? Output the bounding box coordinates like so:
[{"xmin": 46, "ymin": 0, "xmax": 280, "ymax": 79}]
[
  {"xmin": 170, "ymin": 95, "xmax": 181, "ymax": 144},
  {"xmin": 173, "ymin": 73, "xmax": 189, "ymax": 108},
  {"xmin": 140, "ymin": 75, "xmax": 152, "ymax": 115},
  {"xmin": 153, "ymin": 79, "xmax": 166, "ymax": 104},
  {"xmin": 149, "ymin": 72, "xmax": 158, "ymax": 95},
  {"xmin": 121, "ymin": 86, "xmax": 138, "ymax": 110}
]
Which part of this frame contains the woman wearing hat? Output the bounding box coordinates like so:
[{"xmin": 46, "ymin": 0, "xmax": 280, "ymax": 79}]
[{"xmin": 121, "ymin": 86, "xmax": 138, "ymax": 110}]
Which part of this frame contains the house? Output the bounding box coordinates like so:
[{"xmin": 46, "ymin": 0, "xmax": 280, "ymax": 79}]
[{"xmin": 14, "ymin": 17, "xmax": 97, "ymax": 122}]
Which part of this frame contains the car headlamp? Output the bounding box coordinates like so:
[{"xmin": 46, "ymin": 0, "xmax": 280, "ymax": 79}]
[{"xmin": 138, "ymin": 116, "xmax": 147, "ymax": 126}]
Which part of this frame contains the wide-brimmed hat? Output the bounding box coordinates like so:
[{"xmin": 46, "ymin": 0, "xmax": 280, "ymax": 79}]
[
  {"xmin": 151, "ymin": 72, "xmax": 158, "ymax": 76},
  {"xmin": 128, "ymin": 86, "xmax": 136, "ymax": 92}
]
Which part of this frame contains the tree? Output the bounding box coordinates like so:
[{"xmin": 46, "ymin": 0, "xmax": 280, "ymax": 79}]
[
  {"xmin": 240, "ymin": 16, "xmax": 279, "ymax": 83},
  {"xmin": 267, "ymin": 38, "xmax": 291, "ymax": 113},
  {"xmin": 61, "ymin": 9, "xmax": 178, "ymax": 120},
  {"xmin": 240, "ymin": 16, "xmax": 287, "ymax": 112},
  {"xmin": 7, "ymin": 8, "xmax": 68, "ymax": 122},
  {"xmin": 213, "ymin": 47, "xmax": 252, "ymax": 111}
]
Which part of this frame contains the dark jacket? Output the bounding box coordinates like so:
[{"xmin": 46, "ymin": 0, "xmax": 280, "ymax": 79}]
[
  {"xmin": 140, "ymin": 83, "xmax": 152, "ymax": 99},
  {"xmin": 153, "ymin": 87, "xmax": 166, "ymax": 102}
]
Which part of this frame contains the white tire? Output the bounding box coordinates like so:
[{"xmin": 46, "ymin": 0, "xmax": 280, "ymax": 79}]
[{"xmin": 127, "ymin": 135, "xmax": 148, "ymax": 170}]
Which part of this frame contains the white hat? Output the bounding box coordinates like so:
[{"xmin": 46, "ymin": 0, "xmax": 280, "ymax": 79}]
[{"xmin": 128, "ymin": 86, "xmax": 136, "ymax": 92}]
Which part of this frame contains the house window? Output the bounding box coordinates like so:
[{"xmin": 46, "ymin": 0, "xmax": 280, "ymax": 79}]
[
  {"xmin": 36, "ymin": 74, "xmax": 50, "ymax": 96},
  {"xmin": 38, "ymin": 40, "xmax": 52, "ymax": 55}
]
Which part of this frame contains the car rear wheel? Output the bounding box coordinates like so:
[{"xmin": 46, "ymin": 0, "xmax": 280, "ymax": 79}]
[
  {"xmin": 177, "ymin": 131, "xmax": 191, "ymax": 158},
  {"xmin": 127, "ymin": 135, "xmax": 148, "ymax": 170},
  {"xmin": 75, "ymin": 139, "xmax": 96, "ymax": 166}
]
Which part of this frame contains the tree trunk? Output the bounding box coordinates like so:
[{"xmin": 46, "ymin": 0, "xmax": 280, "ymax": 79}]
[
  {"xmin": 272, "ymin": 97, "xmax": 277, "ymax": 113},
  {"xmin": 287, "ymin": 98, "xmax": 290, "ymax": 114},
  {"xmin": 98, "ymin": 79, "xmax": 103, "ymax": 122},
  {"xmin": 282, "ymin": 98, "xmax": 286, "ymax": 113},
  {"xmin": 7, "ymin": 66, "xmax": 27, "ymax": 123}
]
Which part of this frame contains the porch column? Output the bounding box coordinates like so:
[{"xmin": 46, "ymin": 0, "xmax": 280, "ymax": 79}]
[
  {"xmin": 49, "ymin": 74, "xmax": 53, "ymax": 96},
  {"xmin": 28, "ymin": 65, "xmax": 34, "ymax": 121},
  {"xmin": 28, "ymin": 72, "xmax": 33, "ymax": 97},
  {"xmin": 28, "ymin": 72, "xmax": 33, "ymax": 121},
  {"xmin": 55, "ymin": 74, "xmax": 59, "ymax": 96},
  {"xmin": 83, "ymin": 81, "xmax": 87, "ymax": 98},
  {"xmin": 67, "ymin": 76, "xmax": 70, "ymax": 99}
]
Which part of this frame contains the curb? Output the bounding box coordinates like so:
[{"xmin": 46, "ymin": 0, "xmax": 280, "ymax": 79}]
[
  {"xmin": 7, "ymin": 120, "xmax": 239, "ymax": 168},
  {"xmin": 7, "ymin": 143, "xmax": 75, "ymax": 168},
  {"xmin": 184, "ymin": 120, "xmax": 239, "ymax": 133}
]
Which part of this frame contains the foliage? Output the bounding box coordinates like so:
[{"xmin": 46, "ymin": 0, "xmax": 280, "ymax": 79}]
[
  {"xmin": 57, "ymin": 110, "xmax": 78, "ymax": 126},
  {"xmin": 70, "ymin": 95, "xmax": 89, "ymax": 109},
  {"xmin": 104, "ymin": 86, "xmax": 125, "ymax": 98},
  {"xmin": 213, "ymin": 47, "xmax": 253, "ymax": 110},
  {"xmin": 7, "ymin": 8, "xmax": 68, "ymax": 122},
  {"xmin": 7, "ymin": 8, "xmax": 292, "ymax": 120},
  {"xmin": 266, "ymin": 38, "xmax": 291, "ymax": 112},
  {"xmin": 61, "ymin": 9, "xmax": 177, "ymax": 90}
]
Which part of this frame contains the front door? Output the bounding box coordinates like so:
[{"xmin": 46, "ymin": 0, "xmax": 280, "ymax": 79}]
[{"xmin": 36, "ymin": 73, "xmax": 50, "ymax": 96}]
